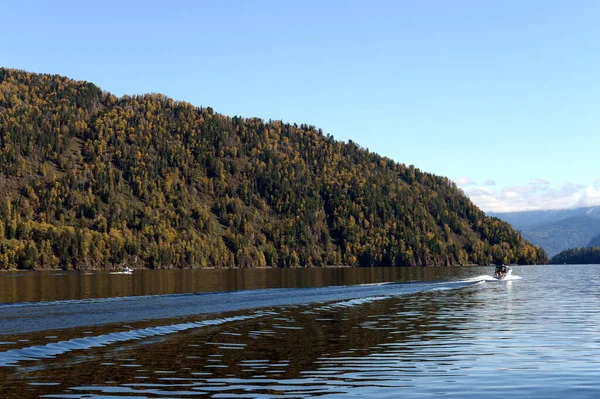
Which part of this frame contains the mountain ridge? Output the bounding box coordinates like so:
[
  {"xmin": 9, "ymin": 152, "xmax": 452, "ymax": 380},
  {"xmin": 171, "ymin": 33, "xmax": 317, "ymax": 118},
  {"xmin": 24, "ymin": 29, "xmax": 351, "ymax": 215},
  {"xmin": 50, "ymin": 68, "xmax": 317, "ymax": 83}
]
[
  {"xmin": 588, "ymin": 233, "xmax": 600, "ymax": 247},
  {"xmin": 0, "ymin": 68, "xmax": 546, "ymax": 269},
  {"xmin": 491, "ymin": 207, "xmax": 600, "ymax": 256},
  {"xmin": 490, "ymin": 206, "xmax": 600, "ymax": 230}
]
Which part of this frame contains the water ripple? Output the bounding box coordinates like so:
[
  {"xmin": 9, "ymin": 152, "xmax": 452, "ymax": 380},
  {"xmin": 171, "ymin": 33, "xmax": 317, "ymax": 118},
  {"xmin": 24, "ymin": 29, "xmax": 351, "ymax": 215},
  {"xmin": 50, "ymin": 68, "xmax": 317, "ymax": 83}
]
[
  {"xmin": 0, "ymin": 314, "xmax": 262, "ymax": 367},
  {"xmin": 6, "ymin": 265, "xmax": 600, "ymax": 399}
]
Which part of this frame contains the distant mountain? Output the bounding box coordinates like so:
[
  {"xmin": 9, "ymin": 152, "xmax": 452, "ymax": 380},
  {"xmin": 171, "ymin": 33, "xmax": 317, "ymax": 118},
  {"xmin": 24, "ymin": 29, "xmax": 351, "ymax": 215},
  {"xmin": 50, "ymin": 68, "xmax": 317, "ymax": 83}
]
[
  {"xmin": 515, "ymin": 216, "xmax": 600, "ymax": 257},
  {"xmin": 490, "ymin": 211, "xmax": 600, "ymax": 256},
  {"xmin": 492, "ymin": 207, "xmax": 600, "ymax": 257},
  {"xmin": 588, "ymin": 233, "xmax": 600, "ymax": 247},
  {"xmin": 490, "ymin": 207, "xmax": 600, "ymax": 230}
]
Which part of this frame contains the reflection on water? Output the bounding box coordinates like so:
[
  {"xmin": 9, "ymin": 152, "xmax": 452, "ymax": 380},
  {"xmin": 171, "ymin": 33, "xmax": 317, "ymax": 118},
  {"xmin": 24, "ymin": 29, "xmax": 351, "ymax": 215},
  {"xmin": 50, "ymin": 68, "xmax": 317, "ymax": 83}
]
[
  {"xmin": 0, "ymin": 266, "xmax": 481, "ymax": 304},
  {"xmin": 1, "ymin": 265, "xmax": 600, "ymax": 398},
  {"xmin": 0, "ymin": 281, "xmax": 479, "ymax": 398}
]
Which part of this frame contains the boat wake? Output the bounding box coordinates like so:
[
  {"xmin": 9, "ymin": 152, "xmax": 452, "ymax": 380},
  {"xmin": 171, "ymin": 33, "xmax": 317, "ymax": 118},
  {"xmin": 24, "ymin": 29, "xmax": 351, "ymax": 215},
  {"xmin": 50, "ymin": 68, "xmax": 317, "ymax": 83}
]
[
  {"xmin": 0, "ymin": 278, "xmax": 485, "ymax": 367},
  {"xmin": 467, "ymin": 274, "xmax": 522, "ymax": 282}
]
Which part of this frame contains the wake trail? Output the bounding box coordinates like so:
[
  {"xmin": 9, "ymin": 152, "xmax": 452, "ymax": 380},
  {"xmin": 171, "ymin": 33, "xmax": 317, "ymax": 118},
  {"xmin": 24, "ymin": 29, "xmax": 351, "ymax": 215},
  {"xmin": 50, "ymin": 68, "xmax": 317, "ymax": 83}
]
[
  {"xmin": 465, "ymin": 275, "xmax": 522, "ymax": 282},
  {"xmin": 0, "ymin": 279, "xmax": 485, "ymax": 335},
  {"xmin": 0, "ymin": 279, "xmax": 485, "ymax": 367}
]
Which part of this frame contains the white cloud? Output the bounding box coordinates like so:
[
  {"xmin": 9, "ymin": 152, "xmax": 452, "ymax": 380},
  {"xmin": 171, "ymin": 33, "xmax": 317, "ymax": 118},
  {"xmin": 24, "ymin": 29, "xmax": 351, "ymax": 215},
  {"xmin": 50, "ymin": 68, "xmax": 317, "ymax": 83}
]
[
  {"xmin": 483, "ymin": 179, "xmax": 496, "ymax": 186},
  {"xmin": 578, "ymin": 185, "xmax": 600, "ymax": 207},
  {"xmin": 502, "ymin": 185, "xmax": 535, "ymax": 194},
  {"xmin": 501, "ymin": 191, "xmax": 521, "ymax": 199},
  {"xmin": 467, "ymin": 188, "xmax": 493, "ymax": 195},
  {"xmin": 455, "ymin": 177, "xmax": 477, "ymax": 186},
  {"xmin": 560, "ymin": 182, "xmax": 586, "ymax": 194},
  {"xmin": 463, "ymin": 181, "xmax": 600, "ymax": 212},
  {"xmin": 529, "ymin": 178, "xmax": 550, "ymax": 186}
]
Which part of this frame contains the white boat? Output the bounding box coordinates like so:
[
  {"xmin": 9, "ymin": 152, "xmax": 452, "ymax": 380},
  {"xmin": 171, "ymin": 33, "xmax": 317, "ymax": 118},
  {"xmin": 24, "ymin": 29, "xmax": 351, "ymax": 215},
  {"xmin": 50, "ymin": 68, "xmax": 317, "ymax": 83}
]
[
  {"xmin": 109, "ymin": 267, "xmax": 134, "ymax": 275},
  {"xmin": 494, "ymin": 265, "xmax": 512, "ymax": 280}
]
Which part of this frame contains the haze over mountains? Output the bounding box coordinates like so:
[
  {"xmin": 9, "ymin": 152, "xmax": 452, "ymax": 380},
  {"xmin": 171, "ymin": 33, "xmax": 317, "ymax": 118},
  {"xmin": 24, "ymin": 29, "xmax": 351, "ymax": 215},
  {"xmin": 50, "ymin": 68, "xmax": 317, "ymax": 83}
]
[
  {"xmin": 0, "ymin": 68, "xmax": 546, "ymax": 269},
  {"xmin": 491, "ymin": 207, "xmax": 600, "ymax": 256}
]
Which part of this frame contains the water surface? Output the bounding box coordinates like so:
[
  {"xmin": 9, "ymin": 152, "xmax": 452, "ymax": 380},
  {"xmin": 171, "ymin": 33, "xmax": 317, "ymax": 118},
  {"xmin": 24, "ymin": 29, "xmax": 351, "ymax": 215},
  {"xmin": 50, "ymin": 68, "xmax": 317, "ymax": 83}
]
[{"xmin": 1, "ymin": 265, "xmax": 598, "ymax": 398}]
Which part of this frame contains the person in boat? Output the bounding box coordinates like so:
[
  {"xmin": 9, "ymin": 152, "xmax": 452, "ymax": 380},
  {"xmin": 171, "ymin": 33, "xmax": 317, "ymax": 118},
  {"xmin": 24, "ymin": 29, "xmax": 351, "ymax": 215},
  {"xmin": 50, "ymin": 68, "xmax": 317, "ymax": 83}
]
[{"xmin": 494, "ymin": 265, "xmax": 509, "ymax": 278}]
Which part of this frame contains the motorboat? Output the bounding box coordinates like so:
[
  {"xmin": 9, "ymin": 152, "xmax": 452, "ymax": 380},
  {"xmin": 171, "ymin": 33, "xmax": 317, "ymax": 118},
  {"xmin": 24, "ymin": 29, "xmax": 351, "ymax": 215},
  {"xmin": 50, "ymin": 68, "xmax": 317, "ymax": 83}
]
[
  {"xmin": 493, "ymin": 265, "xmax": 512, "ymax": 280},
  {"xmin": 109, "ymin": 267, "xmax": 134, "ymax": 275}
]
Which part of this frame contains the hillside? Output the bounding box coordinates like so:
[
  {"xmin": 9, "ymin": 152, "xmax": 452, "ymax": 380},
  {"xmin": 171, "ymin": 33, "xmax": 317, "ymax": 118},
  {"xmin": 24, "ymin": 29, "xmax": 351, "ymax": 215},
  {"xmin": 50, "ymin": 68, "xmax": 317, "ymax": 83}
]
[{"xmin": 0, "ymin": 68, "xmax": 546, "ymax": 270}]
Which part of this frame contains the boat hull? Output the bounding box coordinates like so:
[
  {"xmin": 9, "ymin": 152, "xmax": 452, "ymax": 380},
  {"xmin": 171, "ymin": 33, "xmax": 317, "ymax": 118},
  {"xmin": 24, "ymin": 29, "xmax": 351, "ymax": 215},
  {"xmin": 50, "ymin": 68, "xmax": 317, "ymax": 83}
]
[{"xmin": 494, "ymin": 271, "xmax": 512, "ymax": 280}]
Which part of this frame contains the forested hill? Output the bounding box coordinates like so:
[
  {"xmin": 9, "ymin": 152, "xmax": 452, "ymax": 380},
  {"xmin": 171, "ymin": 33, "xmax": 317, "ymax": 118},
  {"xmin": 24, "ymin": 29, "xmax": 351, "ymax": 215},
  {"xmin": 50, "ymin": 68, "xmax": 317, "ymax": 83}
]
[
  {"xmin": 550, "ymin": 247, "xmax": 600, "ymax": 265},
  {"xmin": 0, "ymin": 68, "xmax": 547, "ymax": 270}
]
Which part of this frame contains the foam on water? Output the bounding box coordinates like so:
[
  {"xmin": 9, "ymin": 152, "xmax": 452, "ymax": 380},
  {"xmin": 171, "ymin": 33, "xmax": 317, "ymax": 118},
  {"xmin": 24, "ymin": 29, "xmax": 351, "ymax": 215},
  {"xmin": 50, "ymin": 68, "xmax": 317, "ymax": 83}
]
[{"xmin": 465, "ymin": 274, "xmax": 522, "ymax": 282}]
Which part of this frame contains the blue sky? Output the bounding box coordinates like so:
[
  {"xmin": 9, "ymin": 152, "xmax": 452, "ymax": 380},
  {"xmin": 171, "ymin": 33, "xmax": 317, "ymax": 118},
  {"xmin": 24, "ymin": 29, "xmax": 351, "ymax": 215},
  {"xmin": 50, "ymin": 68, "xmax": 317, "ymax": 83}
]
[{"xmin": 3, "ymin": 0, "xmax": 600, "ymax": 212}]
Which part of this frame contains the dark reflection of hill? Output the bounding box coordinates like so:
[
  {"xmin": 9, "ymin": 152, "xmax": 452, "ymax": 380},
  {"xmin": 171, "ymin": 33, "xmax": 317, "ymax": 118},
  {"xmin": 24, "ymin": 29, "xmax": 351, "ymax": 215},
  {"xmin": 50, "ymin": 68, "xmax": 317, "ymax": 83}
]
[
  {"xmin": 0, "ymin": 266, "xmax": 482, "ymax": 304},
  {"xmin": 0, "ymin": 281, "xmax": 490, "ymax": 398}
]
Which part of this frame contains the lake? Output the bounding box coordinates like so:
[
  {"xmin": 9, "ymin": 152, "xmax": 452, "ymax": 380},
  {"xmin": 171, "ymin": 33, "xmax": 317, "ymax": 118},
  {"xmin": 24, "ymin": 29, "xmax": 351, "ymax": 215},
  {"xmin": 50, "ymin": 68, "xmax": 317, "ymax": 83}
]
[{"xmin": 0, "ymin": 264, "xmax": 599, "ymax": 398}]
